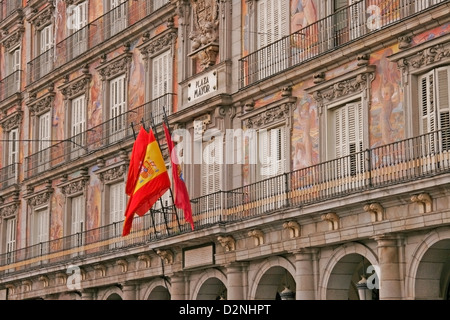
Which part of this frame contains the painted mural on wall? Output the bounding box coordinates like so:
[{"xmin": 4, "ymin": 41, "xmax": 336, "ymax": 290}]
[{"xmin": 369, "ymin": 45, "xmax": 404, "ymax": 149}]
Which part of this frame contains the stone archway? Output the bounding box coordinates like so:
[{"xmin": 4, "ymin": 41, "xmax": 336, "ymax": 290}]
[
  {"xmin": 98, "ymin": 285, "xmax": 123, "ymax": 300},
  {"xmin": 192, "ymin": 269, "xmax": 227, "ymax": 300},
  {"xmin": 142, "ymin": 278, "xmax": 171, "ymax": 300},
  {"xmin": 319, "ymin": 242, "xmax": 379, "ymax": 300},
  {"xmin": 248, "ymin": 256, "xmax": 296, "ymax": 300},
  {"xmin": 406, "ymin": 228, "xmax": 450, "ymax": 300}
]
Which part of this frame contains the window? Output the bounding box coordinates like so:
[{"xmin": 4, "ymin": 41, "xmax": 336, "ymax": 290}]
[
  {"xmin": 109, "ymin": 75, "xmax": 127, "ymax": 143},
  {"xmin": 152, "ymin": 50, "xmax": 172, "ymax": 123},
  {"xmin": 256, "ymin": 0, "xmax": 289, "ymax": 79},
  {"xmin": 418, "ymin": 67, "xmax": 450, "ymax": 160},
  {"xmin": 147, "ymin": 0, "xmax": 167, "ymax": 13},
  {"xmin": 38, "ymin": 111, "xmax": 51, "ymax": 172},
  {"xmin": 70, "ymin": 195, "xmax": 85, "ymax": 247},
  {"xmin": 5, "ymin": 217, "xmax": 16, "ymax": 264},
  {"xmin": 70, "ymin": 95, "xmax": 86, "ymax": 158},
  {"xmin": 257, "ymin": 126, "xmax": 286, "ymax": 179},
  {"xmin": 6, "ymin": 48, "xmax": 21, "ymax": 95},
  {"xmin": 201, "ymin": 139, "xmax": 221, "ymax": 196},
  {"xmin": 39, "ymin": 25, "xmax": 53, "ymax": 77},
  {"xmin": 109, "ymin": 182, "xmax": 125, "ymax": 245},
  {"xmin": 329, "ymin": 101, "xmax": 364, "ymax": 178},
  {"xmin": 333, "ymin": 0, "xmax": 363, "ymax": 46},
  {"xmin": 108, "ymin": 0, "xmax": 127, "ymax": 37},
  {"xmin": 256, "ymin": 0, "xmax": 289, "ymax": 49},
  {"xmin": 68, "ymin": 1, "xmax": 88, "ymax": 59},
  {"xmin": 256, "ymin": 126, "xmax": 287, "ymax": 211},
  {"xmin": 32, "ymin": 207, "xmax": 49, "ymax": 253},
  {"xmin": 6, "ymin": 128, "xmax": 19, "ymax": 184}
]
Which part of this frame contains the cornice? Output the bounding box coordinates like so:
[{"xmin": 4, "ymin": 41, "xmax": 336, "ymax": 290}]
[
  {"xmin": 58, "ymin": 70, "xmax": 91, "ymax": 100},
  {"xmin": 26, "ymin": 89, "xmax": 55, "ymax": 116},
  {"xmin": 96, "ymin": 51, "xmax": 132, "ymax": 81},
  {"xmin": 0, "ymin": 110, "xmax": 23, "ymax": 131},
  {"xmin": 138, "ymin": 27, "xmax": 178, "ymax": 66}
]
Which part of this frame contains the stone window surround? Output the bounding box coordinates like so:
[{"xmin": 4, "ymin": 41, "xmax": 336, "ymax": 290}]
[
  {"xmin": 57, "ymin": 168, "xmax": 90, "ymax": 236},
  {"xmin": 95, "ymin": 49, "xmax": 132, "ymax": 125},
  {"xmin": 389, "ymin": 32, "xmax": 450, "ymax": 139},
  {"xmin": 305, "ymin": 63, "xmax": 375, "ymax": 161},
  {"xmin": 240, "ymin": 90, "xmax": 297, "ymax": 183}
]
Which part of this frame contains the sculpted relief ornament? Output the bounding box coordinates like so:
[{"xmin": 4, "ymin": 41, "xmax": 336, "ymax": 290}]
[{"xmin": 189, "ymin": 0, "xmax": 220, "ymax": 70}]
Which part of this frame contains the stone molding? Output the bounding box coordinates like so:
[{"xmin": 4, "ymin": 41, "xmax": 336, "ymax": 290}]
[
  {"xmin": 0, "ymin": 110, "xmax": 22, "ymax": 131},
  {"xmin": 306, "ymin": 65, "xmax": 376, "ymax": 114}
]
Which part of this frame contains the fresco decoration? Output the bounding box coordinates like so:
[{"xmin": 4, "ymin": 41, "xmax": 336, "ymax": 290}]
[
  {"xmin": 128, "ymin": 39, "xmax": 145, "ymax": 111},
  {"xmin": 86, "ymin": 167, "xmax": 101, "ymax": 232},
  {"xmin": 291, "ymin": 0, "xmax": 317, "ymax": 32},
  {"xmin": 411, "ymin": 23, "xmax": 450, "ymax": 46},
  {"xmin": 291, "ymin": 79, "xmax": 319, "ymax": 172},
  {"xmin": 369, "ymin": 45, "xmax": 404, "ymax": 149},
  {"xmin": 50, "ymin": 188, "xmax": 64, "ymax": 250}
]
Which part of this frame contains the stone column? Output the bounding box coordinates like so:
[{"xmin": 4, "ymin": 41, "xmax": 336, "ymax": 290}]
[
  {"xmin": 170, "ymin": 272, "xmax": 188, "ymax": 300},
  {"xmin": 121, "ymin": 282, "xmax": 138, "ymax": 300},
  {"xmin": 373, "ymin": 234, "xmax": 405, "ymax": 300},
  {"xmin": 226, "ymin": 262, "xmax": 248, "ymax": 300},
  {"xmin": 294, "ymin": 249, "xmax": 317, "ymax": 300},
  {"xmin": 81, "ymin": 289, "xmax": 95, "ymax": 300}
]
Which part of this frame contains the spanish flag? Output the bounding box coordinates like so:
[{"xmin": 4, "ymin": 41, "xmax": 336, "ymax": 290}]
[{"xmin": 122, "ymin": 127, "xmax": 171, "ymax": 236}]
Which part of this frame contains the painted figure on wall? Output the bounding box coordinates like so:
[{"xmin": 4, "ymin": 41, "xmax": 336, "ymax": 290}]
[{"xmin": 370, "ymin": 46, "xmax": 404, "ymax": 148}]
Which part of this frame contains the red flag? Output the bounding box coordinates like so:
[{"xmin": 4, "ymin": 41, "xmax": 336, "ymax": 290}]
[
  {"xmin": 163, "ymin": 123, "xmax": 195, "ymax": 230},
  {"xmin": 123, "ymin": 128, "xmax": 171, "ymax": 236},
  {"xmin": 125, "ymin": 126, "xmax": 149, "ymax": 196}
]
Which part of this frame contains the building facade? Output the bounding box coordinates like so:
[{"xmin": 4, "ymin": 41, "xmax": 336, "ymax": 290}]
[{"xmin": 0, "ymin": 0, "xmax": 449, "ymax": 300}]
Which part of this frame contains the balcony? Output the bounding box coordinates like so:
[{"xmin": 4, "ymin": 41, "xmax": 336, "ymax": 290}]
[
  {"xmin": 239, "ymin": 0, "xmax": 448, "ymax": 88},
  {"xmin": 26, "ymin": 0, "xmax": 170, "ymax": 85},
  {"xmin": 0, "ymin": 162, "xmax": 20, "ymax": 190},
  {"xmin": 24, "ymin": 93, "xmax": 174, "ymax": 179},
  {"xmin": 3, "ymin": 127, "xmax": 450, "ymax": 273},
  {"xmin": 0, "ymin": 70, "xmax": 21, "ymax": 102},
  {"xmin": 0, "ymin": 0, "xmax": 21, "ymax": 22}
]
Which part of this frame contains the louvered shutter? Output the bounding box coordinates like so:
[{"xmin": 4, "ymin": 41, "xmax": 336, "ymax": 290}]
[
  {"xmin": 110, "ymin": 75, "xmax": 126, "ymax": 142},
  {"xmin": 419, "ymin": 71, "xmax": 436, "ymax": 155},
  {"xmin": 72, "ymin": 95, "xmax": 86, "ymax": 151},
  {"xmin": 436, "ymin": 66, "xmax": 450, "ymax": 152},
  {"xmin": 71, "ymin": 195, "xmax": 85, "ymax": 234},
  {"xmin": 6, "ymin": 218, "xmax": 16, "ymax": 254}
]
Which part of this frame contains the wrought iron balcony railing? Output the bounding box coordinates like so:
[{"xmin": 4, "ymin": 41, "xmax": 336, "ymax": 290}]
[
  {"xmin": 0, "ymin": 0, "xmax": 21, "ymax": 22},
  {"xmin": 27, "ymin": 0, "xmax": 170, "ymax": 85},
  {"xmin": 0, "ymin": 162, "xmax": 20, "ymax": 190},
  {"xmin": 239, "ymin": 0, "xmax": 448, "ymax": 88},
  {"xmin": 25, "ymin": 93, "xmax": 174, "ymax": 179},
  {"xmin": 0, "ymin": 70, "xmax": 21, "ymax": 102},
  {"xmin": 2, "ymin": 127, "xmax": 450, "ymax": 273}
]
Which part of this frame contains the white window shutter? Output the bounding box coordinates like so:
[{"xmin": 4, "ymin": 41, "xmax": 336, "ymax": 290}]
[
  {"xmin": 39, "ymin": 112, "xmax": 51, "ymax": 151},
  {"xmin": 71, "ymin": 95, "xmax": 86, "ymax": 145},
  {"xmin": 71, "ymin": 196, "xmax": 85, "ymax": 234},
  {"xmin": 436, "ymin": 66, "xmax": 450, "ymax": 151},
  {"xmin": 8, "ymin": 128, "xmax": 18, "ymax": 166},
  {"xmin": 110, "ymin": 182, "xmax": 124, "ymax": 223},
  {"xmin": 152, "ymin": 50, "xmax": 172, "ymax": 99},
  {"xmin": 6, "ymin": 218, "xmax": 16, "ymax": 253}
]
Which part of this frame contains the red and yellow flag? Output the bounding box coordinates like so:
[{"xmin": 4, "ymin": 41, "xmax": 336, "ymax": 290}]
[
  {"xmin": 163, "ymin": 123, "xmax": 195, "ymax": 230},
  {"xmin": 122, "ymin": 128, "xmax": 170, "ymax": 236}
]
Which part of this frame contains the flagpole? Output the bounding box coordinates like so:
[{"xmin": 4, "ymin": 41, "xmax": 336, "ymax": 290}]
[
  {"xmin": 162, "ymin": 107, "xmax": 188, "ymax": 231},
  {"xmin": 148, "ymin": 112, "xmax": 174, "ymax": 235},
  {"xmin": 128, "ymin": 122, "xmax": 159, "ymax": 238}
]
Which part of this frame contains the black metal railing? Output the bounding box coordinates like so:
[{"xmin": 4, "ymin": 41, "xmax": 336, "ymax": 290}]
[
  {"xmin": 24, "ymin": 93, "xmax": 174, "ymax": 178},
  {"xmin": 3, "ymin": 127, "xmax": 450, "ymax": 273},
  {"xmin": 0, "ymin": 162, "xmax": 19, "ymax": 189},
  {"xmin": 27, "ymin": 0, "xmax": 170, "ymax": 85},
  {"xmin": 0, "ymin": 0, "xmax": 21, "ymax": 22},
  {"xmin": 239, "ymin": 0, "xmax": 448, "ymax": 88},
  {"xmin": 0, "ymin": 70, "xmax": 21, "ymax": 102}
]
